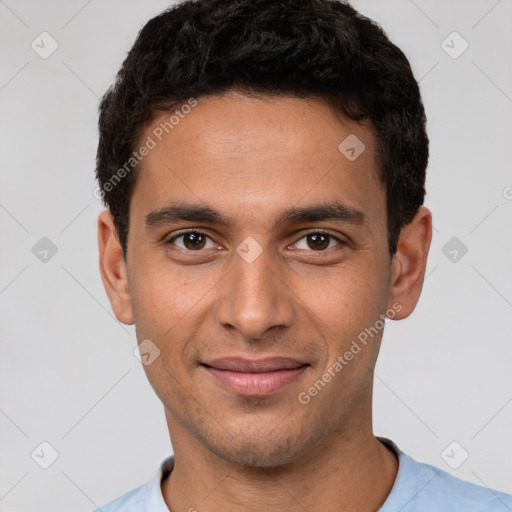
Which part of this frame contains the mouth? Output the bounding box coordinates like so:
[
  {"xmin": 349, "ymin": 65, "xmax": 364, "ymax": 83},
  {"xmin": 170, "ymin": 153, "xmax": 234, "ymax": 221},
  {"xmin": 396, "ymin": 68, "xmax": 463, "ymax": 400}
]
[{"xmin": 201, "ymin": 356, "xmax": 310, "ymax": 396}]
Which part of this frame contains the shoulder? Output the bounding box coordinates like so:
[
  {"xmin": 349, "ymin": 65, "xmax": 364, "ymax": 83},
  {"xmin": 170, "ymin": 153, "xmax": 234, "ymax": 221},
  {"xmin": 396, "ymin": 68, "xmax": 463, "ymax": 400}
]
[
  {"xmin": 89, "ymin": 455, "xmax": 174, "ymax": 512},
  {"xmin": 379, "ymin": 438, "xmax": 512, "ymax": 511},
  {"xmin": 90, "ymin": 483, "xmax": 147, "ymax": 512},
  {"xmin": 415, "ymin": 459, "xmax": 512, "ymax": 510}
]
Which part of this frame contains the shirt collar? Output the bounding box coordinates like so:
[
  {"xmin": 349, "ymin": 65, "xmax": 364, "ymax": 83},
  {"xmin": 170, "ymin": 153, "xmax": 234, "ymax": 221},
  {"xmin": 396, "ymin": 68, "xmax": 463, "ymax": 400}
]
[{"xmin": 144, "ymin": 454, "xmax": 175, "ymax": 511}]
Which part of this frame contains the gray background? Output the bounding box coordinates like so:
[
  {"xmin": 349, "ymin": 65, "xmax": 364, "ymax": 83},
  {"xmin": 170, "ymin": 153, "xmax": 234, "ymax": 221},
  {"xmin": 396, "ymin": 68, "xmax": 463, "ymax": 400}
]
[{"xmin": 1, "ymin": 0, "xmax": 511, "ymax": 510}]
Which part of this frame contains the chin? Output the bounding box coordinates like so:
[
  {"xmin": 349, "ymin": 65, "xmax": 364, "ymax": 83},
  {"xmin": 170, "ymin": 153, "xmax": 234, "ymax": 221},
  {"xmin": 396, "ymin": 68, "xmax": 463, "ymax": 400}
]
[
  {"xmin": 197, "ymin": 418, "xmax": 322, "ymax": 468},
  {"xmin": 207, "ymin": 437, "xmax": 305, "ymax": 468}
]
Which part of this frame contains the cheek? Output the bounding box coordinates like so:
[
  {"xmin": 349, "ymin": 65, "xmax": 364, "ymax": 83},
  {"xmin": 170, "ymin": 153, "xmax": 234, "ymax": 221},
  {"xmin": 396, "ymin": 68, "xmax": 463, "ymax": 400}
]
[
  {"xmin": 130, "ymin": 260, "xmax": 211, "ymax": 334},
  {"xmin": 293, "ymin": 261, "xmax": 384, "ymax": 336},
  {"xmin": 130, "ymin": 268, "xmax": 199, "ymax": 397},
  {"xmin": 130, "ymin": 261, "xmax": 227, "ymax": 379}
]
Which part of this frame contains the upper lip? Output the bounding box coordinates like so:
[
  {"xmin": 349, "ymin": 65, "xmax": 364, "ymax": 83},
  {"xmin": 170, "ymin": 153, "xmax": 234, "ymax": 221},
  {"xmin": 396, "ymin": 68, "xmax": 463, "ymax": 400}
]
[{"xmin": 202, "ymin": 357, "xmax": 309, "ymax": 373}]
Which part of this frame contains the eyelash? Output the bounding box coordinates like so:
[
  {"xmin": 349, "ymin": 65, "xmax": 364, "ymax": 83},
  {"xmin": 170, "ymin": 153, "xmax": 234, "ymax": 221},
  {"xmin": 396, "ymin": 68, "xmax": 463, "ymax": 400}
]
[{"xmin": 165, "ymin": 229, "xmax": 346, "ymax": 253}]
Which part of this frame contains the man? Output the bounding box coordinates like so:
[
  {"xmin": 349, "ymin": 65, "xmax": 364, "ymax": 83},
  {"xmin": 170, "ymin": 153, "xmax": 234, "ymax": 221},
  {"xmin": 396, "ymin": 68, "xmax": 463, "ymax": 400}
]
[{"xmin": 93, "ymin": 0, "xmax": 512, "ymax": 510}]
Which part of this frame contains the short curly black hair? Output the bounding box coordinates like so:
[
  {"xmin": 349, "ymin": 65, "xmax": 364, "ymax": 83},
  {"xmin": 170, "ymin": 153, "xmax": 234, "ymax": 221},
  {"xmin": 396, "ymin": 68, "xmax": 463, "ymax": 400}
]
[{"xmin": 95, "ymin": 0, "xmax": 428, "ymax": 258}]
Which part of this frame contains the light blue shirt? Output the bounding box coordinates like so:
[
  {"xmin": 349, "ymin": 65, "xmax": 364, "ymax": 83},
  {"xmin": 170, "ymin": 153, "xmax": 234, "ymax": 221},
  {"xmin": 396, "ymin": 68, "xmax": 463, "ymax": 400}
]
[{"xmin": 93, "ymin": 438, "xmax": 512, "ymax": 511}]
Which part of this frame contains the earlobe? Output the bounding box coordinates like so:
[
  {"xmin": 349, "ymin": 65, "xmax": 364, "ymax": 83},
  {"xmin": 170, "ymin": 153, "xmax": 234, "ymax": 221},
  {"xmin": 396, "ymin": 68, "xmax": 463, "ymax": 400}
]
[
  {"xmin": 387, "ymin": 206, "xmax": 432, "ymax": 320},
  {"xmin": 97, "ymin": 210, "xmax": 134, "ymax": 325}
]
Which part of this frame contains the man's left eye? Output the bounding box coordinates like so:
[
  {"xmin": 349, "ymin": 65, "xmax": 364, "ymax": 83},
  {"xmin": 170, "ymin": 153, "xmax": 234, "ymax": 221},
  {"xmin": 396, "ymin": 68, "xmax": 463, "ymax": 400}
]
[{"xmin": 293, "ymin": 232, "xmax": 342, "ymax": 251}]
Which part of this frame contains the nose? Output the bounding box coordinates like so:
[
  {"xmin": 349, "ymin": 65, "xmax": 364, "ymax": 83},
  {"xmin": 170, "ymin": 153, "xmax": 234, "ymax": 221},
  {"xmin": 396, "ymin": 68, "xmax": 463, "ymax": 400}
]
[{"xmin": 214, "ymin": 240, "xmax": 294, "ymax": 341}]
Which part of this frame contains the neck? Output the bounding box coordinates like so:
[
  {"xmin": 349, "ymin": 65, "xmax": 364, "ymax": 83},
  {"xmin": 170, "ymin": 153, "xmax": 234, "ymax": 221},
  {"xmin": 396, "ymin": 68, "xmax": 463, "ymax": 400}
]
[{"xmin": 161, "ymin": 389, "xmax": 398, "ymax": 511}]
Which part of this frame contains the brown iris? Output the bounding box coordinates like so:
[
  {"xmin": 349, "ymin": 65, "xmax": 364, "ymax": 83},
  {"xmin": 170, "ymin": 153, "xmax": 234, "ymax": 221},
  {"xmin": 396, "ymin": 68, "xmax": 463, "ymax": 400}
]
[
  {"xmin": 183, "ymin": 232, "xmax": 207, "ymax": 250},
  {"xmin": 307, "ymin": 233, "xmax": 330, "ymax": 250}
]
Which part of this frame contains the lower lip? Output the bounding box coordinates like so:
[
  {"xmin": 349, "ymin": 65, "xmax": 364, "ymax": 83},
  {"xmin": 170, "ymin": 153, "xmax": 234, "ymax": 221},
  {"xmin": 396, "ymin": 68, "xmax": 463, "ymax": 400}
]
[{"xmin": 203, "ymin": 366, "xmax": 308, "ymax": 396}]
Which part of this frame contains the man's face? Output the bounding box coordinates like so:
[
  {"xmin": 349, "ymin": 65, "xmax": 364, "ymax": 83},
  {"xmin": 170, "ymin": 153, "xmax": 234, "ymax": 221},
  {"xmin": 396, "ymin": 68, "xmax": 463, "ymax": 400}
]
[{"xmin": 113, "ymin": 92, "xmax": 397, "ymax": 466}]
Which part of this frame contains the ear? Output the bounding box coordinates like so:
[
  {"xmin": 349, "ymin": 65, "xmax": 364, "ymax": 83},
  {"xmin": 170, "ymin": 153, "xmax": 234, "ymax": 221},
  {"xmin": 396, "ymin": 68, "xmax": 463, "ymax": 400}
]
[
  {"xmin": 97, "ymin": 210, "xmax": 134, "ymax": 325},
  {"xmin": 386, "ymin": 206, "xmax": 432, "ymax": 320}
]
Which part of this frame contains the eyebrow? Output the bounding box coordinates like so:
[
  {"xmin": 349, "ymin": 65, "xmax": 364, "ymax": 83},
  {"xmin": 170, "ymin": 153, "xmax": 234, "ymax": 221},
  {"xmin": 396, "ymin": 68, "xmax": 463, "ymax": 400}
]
[{"xmin": 145, "ymin": 201, "xmax": 367, "ymax": 231}]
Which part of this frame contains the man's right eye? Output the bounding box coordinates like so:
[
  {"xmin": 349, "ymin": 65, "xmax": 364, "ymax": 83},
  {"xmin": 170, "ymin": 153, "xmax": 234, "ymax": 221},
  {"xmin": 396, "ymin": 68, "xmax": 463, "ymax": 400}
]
[{"xmin": 167, "ymin": 230, "xmax": 217, "ymax": 251}]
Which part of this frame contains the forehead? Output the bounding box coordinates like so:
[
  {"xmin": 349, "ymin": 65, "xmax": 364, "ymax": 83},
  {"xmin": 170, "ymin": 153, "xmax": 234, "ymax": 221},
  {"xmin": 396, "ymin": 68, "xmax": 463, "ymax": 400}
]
[{"xmin": 129, "ymin": 92, "xmax": 385, "ymax": 232}]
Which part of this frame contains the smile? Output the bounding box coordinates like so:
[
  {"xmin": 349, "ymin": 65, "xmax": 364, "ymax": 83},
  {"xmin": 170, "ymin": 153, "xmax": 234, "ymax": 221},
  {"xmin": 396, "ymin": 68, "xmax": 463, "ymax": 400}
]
[{"xmin": 201, "ymin": 357, "xmax": 309, "ymax": 396}]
